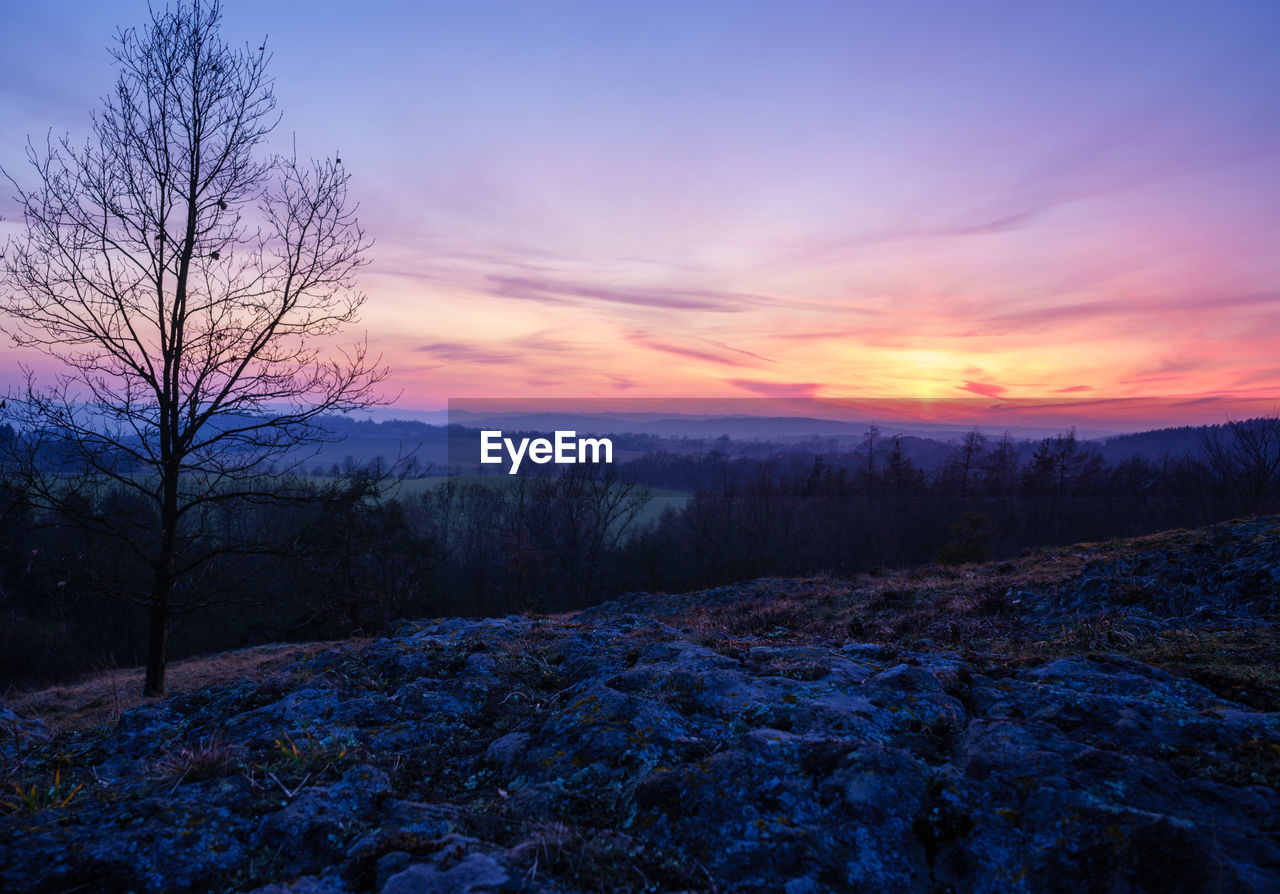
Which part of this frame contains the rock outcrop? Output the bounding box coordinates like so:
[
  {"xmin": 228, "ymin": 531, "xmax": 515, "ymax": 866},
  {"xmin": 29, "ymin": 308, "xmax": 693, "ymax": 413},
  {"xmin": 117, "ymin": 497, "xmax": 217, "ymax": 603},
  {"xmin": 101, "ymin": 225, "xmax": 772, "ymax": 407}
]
[{"xmin": 2, "ymin": 517, "xmax": 1279, "ymax": 892}]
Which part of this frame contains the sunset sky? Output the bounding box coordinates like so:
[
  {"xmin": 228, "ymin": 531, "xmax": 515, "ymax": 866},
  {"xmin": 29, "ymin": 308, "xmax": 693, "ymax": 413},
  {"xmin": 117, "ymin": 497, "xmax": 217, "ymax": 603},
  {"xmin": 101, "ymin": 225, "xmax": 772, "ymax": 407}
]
[{"xmin": 3, "ymin": 0, "xmax": 1280, "ymax": 421}]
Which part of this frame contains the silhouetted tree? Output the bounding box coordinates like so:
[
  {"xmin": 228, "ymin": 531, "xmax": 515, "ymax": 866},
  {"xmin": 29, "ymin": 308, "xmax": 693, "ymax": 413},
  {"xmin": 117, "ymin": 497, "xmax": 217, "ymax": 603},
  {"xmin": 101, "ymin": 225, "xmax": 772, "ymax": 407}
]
[
  {"xmin": 863, "ymin": 425, "xmax": 880, "ymax": 493},
  {"xmin": 1201, "ymin": 416, "xmax": 1280, "ymax": 516},
  {"xmin": 883, "ymin": 436, "xmax": 925, "ymax": 496},
  {"xmin": 981, "ymin": 431, "xmax": 1019, "ymax": 499},
  {"xmin": 0, "ymin": 0, "xmax": 385, "ymax": 694},
  {"xmin": 941, "ymin": 429, "xmax": 986, "ymax": 501}
]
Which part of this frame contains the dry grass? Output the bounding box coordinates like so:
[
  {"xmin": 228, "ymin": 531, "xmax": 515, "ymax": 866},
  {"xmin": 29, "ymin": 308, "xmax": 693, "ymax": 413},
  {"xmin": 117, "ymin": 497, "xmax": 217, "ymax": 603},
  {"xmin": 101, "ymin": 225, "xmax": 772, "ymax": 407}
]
[
  {"xmin": 5, "ymin": 640, "xmax": 348, "ymax": 732},
  {"xmin": 151, "ymin": 732, "xmax": 244, "ymax": 790},
  {"xmin": 657, "ymin": 524, "xmax": 1280, "ymax": 688}
]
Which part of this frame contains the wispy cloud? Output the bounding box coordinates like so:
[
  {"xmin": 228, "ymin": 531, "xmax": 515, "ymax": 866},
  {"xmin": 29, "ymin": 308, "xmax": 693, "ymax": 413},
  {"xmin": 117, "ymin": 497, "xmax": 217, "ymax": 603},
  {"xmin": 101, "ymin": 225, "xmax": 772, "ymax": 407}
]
[
  {"xmin": 1227, "ymin": 366, "xmax": 1280, "ymax": 388},
  {"xmin": 969, "ymin": 299, "xmax": 1125, "ymax": 333},
  {"xmin": 767, "ymin": 326, "xmax": 884, "ymax": 344},
  {"xmin": 728, "ymin": 378, "xmax": 822, "ymax": 398},
  {"xmin": 414, "ymin": 331, "xmax": 602, "ymax": 369},
  {"xmin": 487, "ymin": 275, "xmax": 758, "ymax": 313},
  {"xmin": 997, "ymin": 45, "xmax": 1280, "ymax": 222},
  {"xmin": 627, "ymin": 332, "xmax": 768, "ymax": 367},
  {"xmin": 695, "ymin": 338, "xmax": 778, "ymax": 364},
  {"xmin": 963, "ymin": 291, "xmax": 1280, "ymax": 338},
  {"xmin": 414, "ymin": 341, "xmax": 521, "ymax": 366},
  {"xmin": 523, "ymin": 376, "xmax": 564, "ymax": 388},
  {"xmin": 777, "ymin": 210, "xmax": 1044, "ymax": 266},
  {"xmin": 775, "ymin": 45, "xmax": 1280, "ymax": 273},
  {"xmin": 1199, "ymin": 291, "xmax": 1280, "ymax": 311},
  {"xmin": 509, "ymin": 331, "xmax": 586, "ymax": 355}
]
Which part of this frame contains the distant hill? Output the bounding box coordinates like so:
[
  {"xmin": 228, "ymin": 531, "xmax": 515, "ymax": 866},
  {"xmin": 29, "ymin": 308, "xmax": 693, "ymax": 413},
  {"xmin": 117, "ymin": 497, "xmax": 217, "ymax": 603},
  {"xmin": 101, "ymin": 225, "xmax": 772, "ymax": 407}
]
[
  {"xmin": 1097, "ymin": 424, "xmax": 1209, "ymax": 462},
  {"xmin": 263, "ymin": 412, "xmax": 1279, "ymax": 475},
  {"xmin": 1097, "ymin": 416, "xmax": 1280, "ymax": 465}
]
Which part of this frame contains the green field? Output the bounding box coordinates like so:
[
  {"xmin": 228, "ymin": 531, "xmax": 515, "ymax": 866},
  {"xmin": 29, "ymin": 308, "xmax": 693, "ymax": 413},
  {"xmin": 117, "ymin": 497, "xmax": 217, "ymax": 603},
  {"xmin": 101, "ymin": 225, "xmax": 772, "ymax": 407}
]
[{"xmin": 374, "ymin": 476, "xmax": 691, "ymax": 530}]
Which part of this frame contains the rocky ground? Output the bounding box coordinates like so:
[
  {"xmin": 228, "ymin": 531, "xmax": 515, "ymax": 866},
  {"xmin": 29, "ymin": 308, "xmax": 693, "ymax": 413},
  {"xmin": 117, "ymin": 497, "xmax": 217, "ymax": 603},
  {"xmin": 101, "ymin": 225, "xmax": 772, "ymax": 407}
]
[{"xmin": 2, "ymin": 517, "xmax": 1280, "ymax": 892}]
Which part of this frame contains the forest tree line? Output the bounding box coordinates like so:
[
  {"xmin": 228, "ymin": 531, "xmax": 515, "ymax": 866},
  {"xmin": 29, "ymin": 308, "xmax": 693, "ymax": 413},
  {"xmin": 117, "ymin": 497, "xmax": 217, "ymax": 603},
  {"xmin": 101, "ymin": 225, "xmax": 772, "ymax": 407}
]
[{"xmin": 1, "ymin": 417, "xmax": 1278, "ymax": 686}]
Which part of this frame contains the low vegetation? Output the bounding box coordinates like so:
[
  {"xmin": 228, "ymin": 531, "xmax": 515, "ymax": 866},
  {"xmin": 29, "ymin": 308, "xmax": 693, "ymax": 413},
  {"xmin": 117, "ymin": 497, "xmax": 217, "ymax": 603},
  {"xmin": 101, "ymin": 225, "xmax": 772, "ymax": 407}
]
[{"xmin": 2, "ymin": 515, "xmax": 1276, "ymax": 891}]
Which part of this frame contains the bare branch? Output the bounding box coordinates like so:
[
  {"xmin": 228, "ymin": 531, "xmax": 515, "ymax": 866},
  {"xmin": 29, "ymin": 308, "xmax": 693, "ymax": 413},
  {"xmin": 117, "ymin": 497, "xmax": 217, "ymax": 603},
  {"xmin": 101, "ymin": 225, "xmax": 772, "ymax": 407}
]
[{"xmin": 0, "ymin": 0, "xmax": 388, "ymax": 696}]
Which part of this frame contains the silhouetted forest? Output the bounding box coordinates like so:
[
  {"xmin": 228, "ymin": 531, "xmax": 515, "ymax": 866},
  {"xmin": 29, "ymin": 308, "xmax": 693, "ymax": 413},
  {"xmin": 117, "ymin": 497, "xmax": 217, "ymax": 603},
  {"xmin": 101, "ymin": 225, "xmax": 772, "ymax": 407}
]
[{"xmin": 2, "ymin": 417, "xmax": 1278, "ymax": 686}]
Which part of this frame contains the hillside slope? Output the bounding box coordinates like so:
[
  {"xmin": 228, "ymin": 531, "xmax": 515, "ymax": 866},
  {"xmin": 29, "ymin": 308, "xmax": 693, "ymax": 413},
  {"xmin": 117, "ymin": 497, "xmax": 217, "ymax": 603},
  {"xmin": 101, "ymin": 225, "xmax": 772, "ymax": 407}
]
[{"xmin": 2, "ymin": 518, "xmax": 1279, "ymax": 892}]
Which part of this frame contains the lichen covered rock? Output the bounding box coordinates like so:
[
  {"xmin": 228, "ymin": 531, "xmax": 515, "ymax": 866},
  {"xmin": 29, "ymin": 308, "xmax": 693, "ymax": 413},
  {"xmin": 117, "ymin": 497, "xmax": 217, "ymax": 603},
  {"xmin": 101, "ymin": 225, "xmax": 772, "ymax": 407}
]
[{"xmin": 3, "ymin": 518, "xmax": 1280, "ymax": 892}]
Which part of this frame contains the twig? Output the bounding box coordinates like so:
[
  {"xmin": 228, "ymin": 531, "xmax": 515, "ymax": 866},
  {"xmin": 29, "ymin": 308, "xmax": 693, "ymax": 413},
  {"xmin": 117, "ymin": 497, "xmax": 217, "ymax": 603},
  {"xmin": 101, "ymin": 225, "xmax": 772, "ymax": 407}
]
[
  {"xmin": 695, "ymin": 858, "xmax": 719, "ymax": 893},
  {"xmin": 266, "ymin": 769, "xmax": 310, "ymax": 799}
]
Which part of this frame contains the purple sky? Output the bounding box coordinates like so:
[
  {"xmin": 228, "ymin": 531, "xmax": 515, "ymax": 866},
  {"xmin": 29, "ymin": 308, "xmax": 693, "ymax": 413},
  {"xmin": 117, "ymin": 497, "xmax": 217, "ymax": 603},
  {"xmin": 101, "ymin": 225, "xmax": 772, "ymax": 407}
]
[{"xmin": 3, "ymin": 1, "xmax": 1280, "ymax": 421}]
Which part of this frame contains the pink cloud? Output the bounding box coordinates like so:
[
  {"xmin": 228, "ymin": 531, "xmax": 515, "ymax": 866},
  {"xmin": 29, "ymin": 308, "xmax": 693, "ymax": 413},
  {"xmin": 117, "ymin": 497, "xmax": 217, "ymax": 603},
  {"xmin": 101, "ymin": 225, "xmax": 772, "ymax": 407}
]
[
  {"xmin": 728, "ymin": 379, "xmax": 822, "ymax": 398},
  {"xmin": 960, "ymin": 381, "xmax": 1007, "ymax": 398}
]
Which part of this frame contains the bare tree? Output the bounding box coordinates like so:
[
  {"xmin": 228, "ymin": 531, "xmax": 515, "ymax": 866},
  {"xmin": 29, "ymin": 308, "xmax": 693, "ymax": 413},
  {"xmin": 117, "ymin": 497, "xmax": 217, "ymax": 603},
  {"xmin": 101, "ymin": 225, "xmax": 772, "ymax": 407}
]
[
  {"xmin": 942, "ymin": 428, "xmax": 986, "ymax": 501},
  {"xmin": 1200, "ymin": 415, "xmax": 1280, "ymax": 517},
  {"xmin": 0, "ymin": 0, "xmax": 386, "ymax": 695}
]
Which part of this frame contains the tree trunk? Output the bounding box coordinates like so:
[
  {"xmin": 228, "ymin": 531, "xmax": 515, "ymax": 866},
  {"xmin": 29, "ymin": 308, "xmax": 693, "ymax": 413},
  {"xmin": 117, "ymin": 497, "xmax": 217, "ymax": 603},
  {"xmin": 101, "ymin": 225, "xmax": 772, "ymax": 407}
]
[
  {"xmin": 144, "ymin": 465, "xmax": 180, "ymax": 697},
  {"xmin": 143, "ymin": 574, "xmax": 171, "ymax": 696}
]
